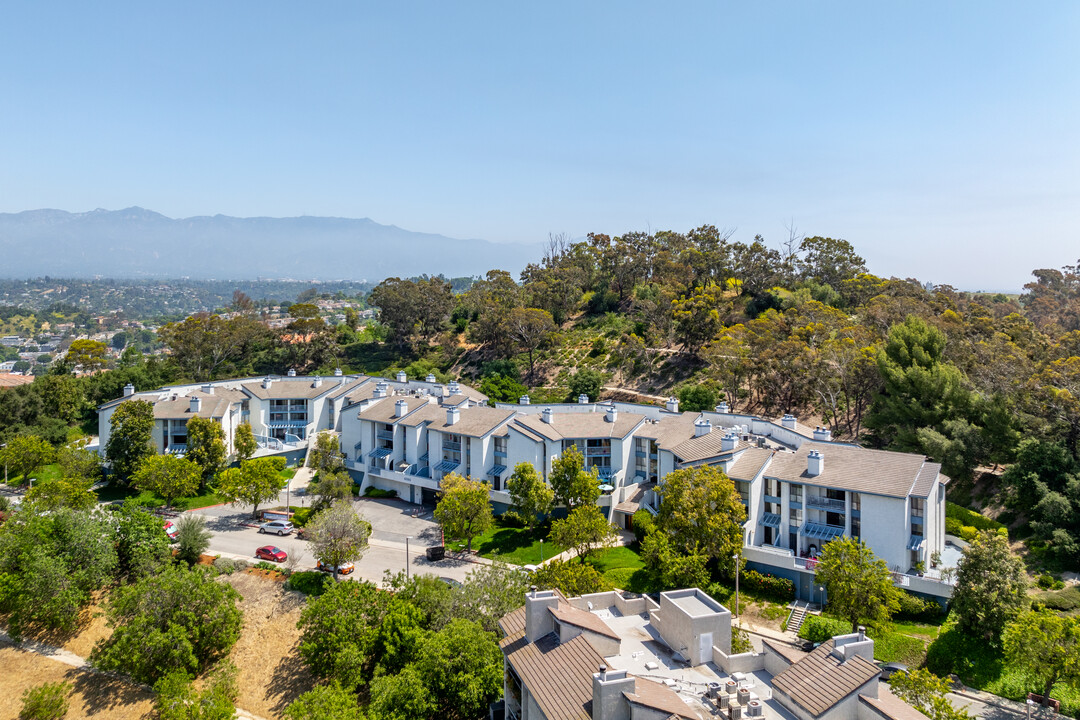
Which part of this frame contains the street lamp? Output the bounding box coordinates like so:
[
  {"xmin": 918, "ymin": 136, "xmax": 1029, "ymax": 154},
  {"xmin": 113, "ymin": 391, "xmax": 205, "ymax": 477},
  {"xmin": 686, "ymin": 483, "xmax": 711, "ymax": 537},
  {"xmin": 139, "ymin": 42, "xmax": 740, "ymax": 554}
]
[
  {"xmin": 405, "ymin": 536, "xmax": 411, "ymax": 579},
  {"xmin": 817, "ymin": 585, "xmax": 825, "ymax": 607},
  {"xmin": 540, "ymin": 539, "xmax": 544, "ymax": 563},
  {"xmin": 733, "ymin": 554, "xmax": 740, "ymax": 618}
]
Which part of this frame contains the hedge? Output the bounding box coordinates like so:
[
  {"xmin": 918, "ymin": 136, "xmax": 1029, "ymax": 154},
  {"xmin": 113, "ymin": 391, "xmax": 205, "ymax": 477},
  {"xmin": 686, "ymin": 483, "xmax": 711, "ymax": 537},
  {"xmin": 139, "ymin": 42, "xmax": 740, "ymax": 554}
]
[
  {"xmin": 631, "ymin": 509, "xmax": 655, "ymax": 543},
  {"xmin": 364, "ymin": 487, "xmax": 398, "ymax": 499},
  {"xmin": 946, "ymin": 502, "xmax": 1004, "ymax": 531},
  {"xmin": 798, "ymin": 615, "xmax": 849, "ymax": 643},
  {"xmin": 741, "ymin": 569, "xmax": 795, "ymax": 601},
  {"xmin": 896, "ymin": 591, "xmax": 944, "ymax": 622}
]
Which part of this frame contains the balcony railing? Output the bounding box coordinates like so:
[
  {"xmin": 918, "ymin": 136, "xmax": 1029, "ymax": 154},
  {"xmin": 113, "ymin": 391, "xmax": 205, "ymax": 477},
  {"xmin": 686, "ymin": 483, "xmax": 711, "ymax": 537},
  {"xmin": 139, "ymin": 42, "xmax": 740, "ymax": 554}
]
[
  {"xmin": 585, "ymin": 447, "xmax": 611, "ymax": 457},
  {"xmin": 377, "ymin": 430, "xmax": 394, "ymax": 441},
  {"xmin": 806, "ymin": 495, "xmax": 846, "ymax": 512},
  {"xmin": 443, "ymin": 440, "xmax": 461, "ymax": 452}
]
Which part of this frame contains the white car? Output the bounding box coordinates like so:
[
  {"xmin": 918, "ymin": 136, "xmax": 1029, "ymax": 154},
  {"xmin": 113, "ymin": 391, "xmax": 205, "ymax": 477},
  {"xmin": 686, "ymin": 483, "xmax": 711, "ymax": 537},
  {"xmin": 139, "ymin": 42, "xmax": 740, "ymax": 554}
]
[{"xmin": 258, "ymin": 520, "xmax": 294, "ymax": 536}]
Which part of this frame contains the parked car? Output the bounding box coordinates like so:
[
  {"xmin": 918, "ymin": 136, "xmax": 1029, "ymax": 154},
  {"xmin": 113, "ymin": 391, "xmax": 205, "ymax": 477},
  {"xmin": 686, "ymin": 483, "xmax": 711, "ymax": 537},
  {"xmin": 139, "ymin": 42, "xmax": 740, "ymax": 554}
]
[
  {"xmin": 878, "ymin": 662, "xmax": 909, "ymax": 681},
  {"xmin": 258, "ymin": 520, "xmax": 294, "ymax": 536},
  {"xmin": 438, "ymin": 577, "xmax": 462, "ymax": 588},
  {"xmin": 255, "ymin": 545, "xmax": 288, "ymax": 562},
  {"xmin": 164, "ymin": 520, "xmax": 178, "ymax": 541},
  {"xmin": 316, "ymin": 560, "xmax": 355, "ymax": 575}
]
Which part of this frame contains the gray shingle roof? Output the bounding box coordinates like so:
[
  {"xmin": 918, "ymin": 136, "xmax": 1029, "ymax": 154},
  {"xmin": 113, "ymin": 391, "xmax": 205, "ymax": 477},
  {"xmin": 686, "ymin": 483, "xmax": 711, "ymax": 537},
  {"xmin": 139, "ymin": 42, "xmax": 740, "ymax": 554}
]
[
  {"xmin": 514, "ymin": 411, "xmax": 645, "ymax": 442},
  {"xmin": 771, "ymin": 639, "xmax": 880, "ymax": 717},
  {"xmin": 430, "ymin": 406, "xmax": 518, "ymax": 438},
  {"xmin": 764, "ymin": 441, "xmax": 938, "ymax": 499},
  {"xmin": 241, "ymin": 378, "xmax": 342, "ymax": 400},
  {"xmin": 501, "ymin": 632, "xmax": 601, "ymax": 720}
]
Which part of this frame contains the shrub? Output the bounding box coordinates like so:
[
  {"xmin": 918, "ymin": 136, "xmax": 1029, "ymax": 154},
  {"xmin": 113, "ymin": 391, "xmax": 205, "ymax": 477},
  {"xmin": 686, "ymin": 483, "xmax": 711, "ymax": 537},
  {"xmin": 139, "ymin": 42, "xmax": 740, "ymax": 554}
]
[
  {"xmin": 534, "ymin": 559, "xmax": 610, "ymax": 596},
  {"xmin": 706, "ymin": 583, "xmax": 734, "ymax": 607},
  {"xmin": 1037, "ymin": 573, "xmax": 1056, "ymax": 590},
  {"xmin": 364, "ymin": 487, "xmax": 398, "ymax": 499},
  {"xmin": 896, "ymin": 591, "xmax": 944, "ymax": 622},
  {"xmin": 798, "ymin": 615, "xmax": 849, "ymax": 643},
  {"xmin": 175, "ymin": 514, "xmax": 211, "ymax": 566},
  {"xmin": 213, "ymin": 557, "xmax": 238, "ymax": 575},
  {"xmin": 19, "ymin": 682, "xmax": 69, "ymax": 720},
  {"xmin": 946, "ymin": 502, "xmax": 1005, "ymax": 531},
  {"xmin": 741, "ymin": 569, "xmax": 795, "ymax": 601},
  {"xmin": 254, "ymin": 561, "xmax": 283, "ymax": 573},
  {"xmin": 631, "ymin": 510, "xmax": 655, "ymax": 543},
  {"xmin": 286, "ymin": 570, "xmax": 330, "ymax": 596},
  {"xmin": 1041, "ymin": 587, "xmax": 1080, "ymax": 612},
  {"xmin": 266, "ymin": 457, "xmax": 288, "ymax": 472},
  {"xmin": 291, "ymin": 507, "xmax": 316, "ymax": 527}
]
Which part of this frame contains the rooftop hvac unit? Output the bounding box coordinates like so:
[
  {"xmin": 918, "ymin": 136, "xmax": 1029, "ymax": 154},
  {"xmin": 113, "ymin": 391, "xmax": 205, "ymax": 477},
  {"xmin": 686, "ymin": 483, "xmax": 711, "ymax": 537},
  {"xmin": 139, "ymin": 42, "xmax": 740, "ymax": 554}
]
[
  {"xmin": 719, "ymin": 694, "xmax": 730, "ymax": 710},
  {"xmin": 737, "ymin": 688, "xmax": 751, "ymax": 706},
  {"xmin": 729, "ymin": 705, "xmax": 743, "ymax": 720},
  {"xmin": 707, "ymin": 682, "xmax": 722, "ymax": 699},
  {"xmin": 746, "ymin": 701, "xmax": 762, "ymax": 717}
]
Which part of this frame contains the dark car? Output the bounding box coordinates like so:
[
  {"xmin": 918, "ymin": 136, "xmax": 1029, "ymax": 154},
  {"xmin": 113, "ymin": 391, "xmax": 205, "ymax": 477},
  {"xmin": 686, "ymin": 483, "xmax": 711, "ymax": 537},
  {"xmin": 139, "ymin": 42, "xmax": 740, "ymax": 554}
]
[
  {"xmin": 255, "ymin": 545, "xmax": 288, "ymax": 562},
  {"xmin": 879, "ymin": 662, "xmax": 909, "ymax": 681}
]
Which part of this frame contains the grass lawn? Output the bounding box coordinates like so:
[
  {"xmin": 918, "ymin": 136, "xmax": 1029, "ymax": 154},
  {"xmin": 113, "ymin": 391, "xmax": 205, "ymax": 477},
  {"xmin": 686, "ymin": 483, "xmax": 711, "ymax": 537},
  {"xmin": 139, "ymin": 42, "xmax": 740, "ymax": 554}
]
[
  {"xmin": 446, "ymin": 520, "xmax": 566, "ymax": 565},
  {"xmin": 4, "ymin": 463, "xmax": 63, "ymax": 485},
  {"xmin": 584, "ymin": 545, "xmax": 659, "ymax": 593},
  {"xmin": 94, "ymin": 483, "xmax": 228, "ymax": 510},
  {"xmin": 279, "ymin": 467, "xmax": 297, "ymax": 482}
]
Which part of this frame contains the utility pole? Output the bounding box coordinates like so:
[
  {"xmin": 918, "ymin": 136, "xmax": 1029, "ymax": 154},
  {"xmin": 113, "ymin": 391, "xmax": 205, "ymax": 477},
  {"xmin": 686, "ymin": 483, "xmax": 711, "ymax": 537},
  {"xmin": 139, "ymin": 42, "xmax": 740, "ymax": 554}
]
[
  {"xmin": 405, "ymin": 536, "xmax": 411, "ymax": 579},
  {"xmin": 733, "ymin": 553, "xmax": 740, "ymax": 618}
]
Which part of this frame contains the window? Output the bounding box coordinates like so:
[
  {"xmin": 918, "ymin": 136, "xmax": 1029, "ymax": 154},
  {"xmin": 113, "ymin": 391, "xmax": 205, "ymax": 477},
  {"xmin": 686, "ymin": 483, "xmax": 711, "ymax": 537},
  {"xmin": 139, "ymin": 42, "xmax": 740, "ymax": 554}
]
[
  {"xmin": 851, "ymin": 492, "xmax": 860, "ymax": 511},
  {"xmin": 826, "ymin": 488, "xmax": 846, "ymax": 501},
  {"xmin": 911, "ymin": 497, "xmax": 924, "ymax": 518},
  {"xmin": 765, "ymin": 478, "xmax": 779, "ymax": 498},
  {"xmin": 789, "ymin": 484, "xmax": 802, "ymax": 504},
  {"xmin": 734, "ymin": 480, "xmax": 750, "ymax": 505},
  {"xmin": 851, "ymin": 516, "xmax": 861, "ymax": 540},
  {"xmin": 494, "ymin": 436, "xmax": 507, "ymax": 457},
  {"xmin": 634, "ymin": 438, "xmax": 658, "ymax": 481},
  {"xmin": 789, "ymin": 507, "xmax": 802, "ymax": 527}
]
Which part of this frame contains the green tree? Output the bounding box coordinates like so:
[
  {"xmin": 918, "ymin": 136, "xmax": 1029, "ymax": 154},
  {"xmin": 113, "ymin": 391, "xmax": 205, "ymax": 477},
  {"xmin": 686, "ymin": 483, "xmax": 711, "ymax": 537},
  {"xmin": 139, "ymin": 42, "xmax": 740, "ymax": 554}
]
[
  {"xmin": 157, "ymin": 314, "xmax": 269, "ymax": 381},
  {"xmin": 312, "ymin": 469, "xmax": 354, "ymax": 509},
  {"xmin": 640, "ymin": 530, "xmax": 710, "ymax": 590},
  {"xmin": 112, "ymin": 500, "xmax": 172, "ymax": 580},
  {"xmin": 411, "ymin": 619, "xmax": 504, "ymax": 720},
  {"xmin": 951, "ymin": 530, "xmax": 1028, "ymax": 643},
  {"xmin": 677, "ymin": 383, "xmax": 717, "ymax": 413},
  {"xmin": 889, "ymin": 669, "xmax": 971, "ymax": 720},
  {"xmin": 1, "ymin": 434, "xmax": 55, "ymax": 485},
  {"xmin": 175, "ymin": 514, "xmax": 212, "ymax": 566},
  {"xmin": 532, "ymin": 559, "xmax": 609, "ymax": 596},
  {"xmin": 452, "ymin": 562, "xmax": 532, "ymax": 633},
  {"xmin": 434, "ymin": 474, "xmax": 493, "ymax": 552},
  {"xmin": 283, "ymin": 682, "xmax": 363, "ymax": 720},
  {"xmin": 550, "ymin": 505, "xmax": 616, "ymax": 563},
  {"xmin": 297, "ymin": 579, "xmax": 391, "ymax": 689},
  {"xmin": 548, "ymin": 446, "xmax": 600, "ymax": 510},
  {"xmin": 233, "ymin": 422, "xmax": 257, "ymax": 463},
  {"xmin": 24, "ymin": 474, "xmax": 97, "ymax": 511},
  {"xmin": 368, "ymin": 666, "xmax": 436, "ymax": 720},
  {"xmin": 672, "ymin": 284, "xmax": 728, "ymax": 356},
  {"xmin": 506, "ymin": 462, "xmax": 553, "ymax": 528},
  {"xmin": 1003, "ymin": 609, "xmax": 1080, "ymax": 706},
  {"xmin": 19, "ymin": 681, "xmax": 70, "ymax": 720},
  {"xmin": 813, "ymin": 537, "xmax": 901, "ymax": 633},
  {"xmin": 132, "ymin": 454, "xmax": 201, "ymax": 508},
  {"xmin": 90, "ymin": 565, "xmax": 243, "ymax": 684},
  {"xmin": 566, "ymin": 368, "xmax": 605, "ymax": 402},
  {"xmin": 185, "ymin": 416, "xmax": 227, "ymax": 489},
  {"xmin": 105, "ymin": 399, "xmax": 155, "ymax": 482},
  {"xmin": 67, "ymin": 338, "xmax": 108, "ymax": 370},
  {"xmin": 309, "ymin": 433, "xmax": 344, "ymax": 474},
  {"xmin": 154, "ymin": 663, "xmax": 238, "ymax": 720},
  {"xmin": 216, "ymin": 457, "xmax": 284, "ymax": 519},
  {"xmin": 866, "ymin": 316, "xmax": 973, "ymax": 452},
  {"xmin": 56, "ymin": 445, "xmax": 102, "ymax": 482},
  {"xmin": 796, "ymin": 236, "xmax": 867, "ymax": 290},
  {"xmin": 307, "ymin": 501, "xmax": 370, "ymax": 581},
  {"xmin": 371, "ymin": 598, "xmax": 428, "ymax": 675},
  {"xmin": 508, "ymin": 307, "xmax": 556, "ymax": 381},
  {"xmin": 654, "ymin": 465, "xmax": 746, "ymax": 573}
]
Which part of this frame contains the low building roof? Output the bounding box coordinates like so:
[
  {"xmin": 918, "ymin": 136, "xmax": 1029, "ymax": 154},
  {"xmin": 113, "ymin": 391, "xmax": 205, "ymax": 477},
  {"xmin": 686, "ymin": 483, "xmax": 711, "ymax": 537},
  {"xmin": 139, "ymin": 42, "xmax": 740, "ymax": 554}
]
[
  {"xmin": 397, "ymin": 402, "xmax": 449, "ymax": 428},
  {"xmin": 764, "ymin": 441, "xmax": 938, "ymax": 499},
  {"xmin": 430, "ymin": 406, "xmax": 518, "ymax": 438},
  {"xmin": 241, "ymin": 377, "xmax": 342, "ymax": 400},
  {"xmin": 0, "ymin": 373, "xmax": 34, "ymax": 388},
  {"xmin": 859, "ymin": 689, "xmax": 932, "ymax": 720},
  {"xmin": 623, "ymin": 677, "xmax": 700, "ymax": 720},
  {"xmin": 670, "ymin": 432, "xmax": 751, "ymax": 463},
  {"xmin": 549, "ymin": 604, "xmax": 621, "ymax": 641},
  {"xmin": 501, "ymin": 631, "xmax": 601, "ymax": 720},
  {"xmin": 514, "ymin": 411, "xmax": 645, "ymax": 442},
  {"xmin": 613, "ymin": 483, "xmax": 654, "ymax": 515},
  {"xmin": 772, "ymin": 639, "xmax": 880, "ymax": 718}
]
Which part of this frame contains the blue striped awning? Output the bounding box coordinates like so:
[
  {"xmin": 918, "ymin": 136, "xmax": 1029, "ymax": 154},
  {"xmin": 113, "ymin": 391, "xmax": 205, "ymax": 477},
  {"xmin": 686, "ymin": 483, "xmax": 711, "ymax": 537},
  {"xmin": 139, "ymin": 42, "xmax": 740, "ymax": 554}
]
[
  {"xmin": 761, "ymin": 512, "xmax": 781, "ymax": 528},
  {"xmin": 368, "ymin": 447, "xmax": 393, "ymax": 459},
  {"xmin": 800, "ymin": 522, "xmax": 844, "ymax": 541},
  {"xmin": 596, "ymin": 467, "xmax": 615, "ymax": 480},
  {"xmin": 419, "ymin": 453, "xmax": 429, "ymax": 462},
  {"xmin": 267, "ymin": 421, "xmax": 307, "ymax": 429},
  {"xmin": 488, "ymin": 465, "xmax": 507, "ymax": 476},
  {"xmin": 435, "ymin": 460, "xmax": 459, "ymax": 473},
  {"xmin": 906, "ymin": 534, "xmax": 925, "ymax": 551}
]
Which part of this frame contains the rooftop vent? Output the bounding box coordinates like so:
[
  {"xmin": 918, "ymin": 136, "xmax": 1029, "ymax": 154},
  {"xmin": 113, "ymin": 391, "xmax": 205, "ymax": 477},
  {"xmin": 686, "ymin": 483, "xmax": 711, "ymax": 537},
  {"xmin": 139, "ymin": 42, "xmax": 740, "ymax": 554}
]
[
  {"xmin": 808, "ymin": 449, "xmax": 824, "ymax": 476},
  {"xmin": 201, "ymin": 383, "xmax": 214, "ymax": 395},
  {"xmin": 373, "ymin": 381, "xmax": 389, "ymax": 399},
  {"xmin": 542, "ymin": 407, "xmax": 554, "ymax": 424},
  {"xmin": 721, "ymin": 432, "xmax": 737, "ymax": 452},
  {"xmin": 695, "ymin": 416, "xmax": 712, "ymax": 437},
  {"xmin": 578, "ymin": 394, "xmax": 590, "ymax": 404},
  {"xmin": 781, "ymin": 413, "xmax": 796, "ymax": 430},
  {"xmin": 446, "ymin": 406, "xmax": 460, "ymax": 426},
  {"xmin": 519, "ymin": 394, "xmax": 530, "ymax": 405},
  {"xmin": 123, "ymin": 383, "xmax": 135, "ymax": 397},
  {"xmin": 425, "ymin": 373, "xmax": 436, "ymax": 383},
  {"xmin": 287, "ymin": 369, "xmax": 297, "ymax": 377},
  {"xmin": 666, "ymin": 396, "xmax": 679, "ymax": 413},
  {"xmin": 313, "ymin": 375, "xmax": 323, "ymax": 387},
  {"xmin": 448, "ymin": 380, "xmax": 461, "ymax": 395},
  {"xmin": 813, "ymin": 425, "xmax": 832, "ymax": 442},
  {"xmin": 606, "ymin": 405, "xmax": 618, "ymax": 423},
  {"xmin": 334, "ymin": 367, "xmax": 343, "ymax": 376},
  {"xmin": 262, "ymin": 376, "xmax": 273, "ymax": 389},
  {"xmin": 715, "ymin": 401, "xmax": 729, "ymax": 413},
  {"xmin": 396, "ymin": 370, "xmax": 407, "ymax": 383}
]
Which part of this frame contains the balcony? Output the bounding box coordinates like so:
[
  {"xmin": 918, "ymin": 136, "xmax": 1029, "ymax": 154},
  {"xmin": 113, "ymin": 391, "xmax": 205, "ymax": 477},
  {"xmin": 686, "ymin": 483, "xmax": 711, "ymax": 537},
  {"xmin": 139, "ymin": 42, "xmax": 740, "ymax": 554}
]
[
  {"xmin": 442, "ymin": 440, "xmax": 461, "ymax": 452},
  {"xmin": 806, "ymin": 495, "xmax": 846, "ymax": 512},
  {"xmin": 585, "ymin": 447, "xmax": 611, "ymax": 458},
  {"xmin": 377, "ymin": 430, "xmax": 395, "ymax": 441}
]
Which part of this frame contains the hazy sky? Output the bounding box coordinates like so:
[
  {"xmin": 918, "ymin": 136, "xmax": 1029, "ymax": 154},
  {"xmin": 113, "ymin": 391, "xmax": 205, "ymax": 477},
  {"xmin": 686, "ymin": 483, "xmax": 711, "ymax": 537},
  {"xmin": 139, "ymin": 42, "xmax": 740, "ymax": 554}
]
[{"xmin": 1, "ymin": 3, "xmax": 1077, "ymax": 291}]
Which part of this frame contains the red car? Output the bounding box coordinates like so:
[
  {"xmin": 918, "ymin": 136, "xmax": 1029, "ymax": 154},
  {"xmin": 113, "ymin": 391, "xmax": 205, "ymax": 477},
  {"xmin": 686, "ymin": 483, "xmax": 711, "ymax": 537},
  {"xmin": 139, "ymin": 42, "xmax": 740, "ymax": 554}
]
[{"xmin": 255, "ymin": 545, "xmax": 288, "ymax": 562}]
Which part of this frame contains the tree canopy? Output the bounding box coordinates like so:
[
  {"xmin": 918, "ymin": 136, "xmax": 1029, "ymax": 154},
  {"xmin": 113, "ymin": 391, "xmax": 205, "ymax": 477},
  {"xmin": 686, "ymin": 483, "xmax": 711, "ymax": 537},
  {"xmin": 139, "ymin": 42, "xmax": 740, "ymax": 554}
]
[{"xmin": 813, "ymin": 537, "xmax": 901, "ymax": 633}]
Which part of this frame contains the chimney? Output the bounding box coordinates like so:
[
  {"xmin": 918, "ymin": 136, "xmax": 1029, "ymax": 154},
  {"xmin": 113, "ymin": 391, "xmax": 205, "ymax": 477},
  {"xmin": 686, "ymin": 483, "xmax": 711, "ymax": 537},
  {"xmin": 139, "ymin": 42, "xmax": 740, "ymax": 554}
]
[
  {"xmin": 525, "ymin": 588, "xmax": 559, "ymax": 642},
  {"xmin": 190, "ymin": 395, "xmax": 202, "ymax": 413},
  {"xmin": 395, "ymin": 399, "xmax": 408, "ymax": 418},
  {"xmin": 781, "ymin": 413, "xmax": 796, "ymax": 430},
  {"xmin": 262, "ymin": 376, "xmax": 273, "ymax": 389},
  {"xmin": 721, "ymin": 432, "xmax": 737, "ymax": 451},
  {"xmin": 448, "ymin": 380, "xmax": 461, "ymax": 395},
  {"xmin": 519, "ymin": 394, "xmax": 530, "ymax": 405},
  {"xmin": 313, "ymin": 375, "xmax": 323, "ymax": 387},
  {"xmin": 808, "ymin": 450, "xmax": 824, "ymax": 476},
  {"xmin": 832, "ymin": 626, "xmax": 875, "ymax": 662},
  {"xmin": 578, "ymin": 394, "xmax": 590, "ymax": 404},
  {"xmin": 695, "ymin": 417, "xmax": 712, "ymax": 437},
  {"xmin": 201, "ymin": 383, "xmax": 214, "ymax": 395},
  {"xmin": 396, "ymin": 370, "xmax": 407, "ymax": 383},
  {"xmin": 447, "ymin": 406, "xmax": 460, "ymax": 426},
  {"xmin": 813, "ymin": 426, "xmax": 832, "ymax": 442},
  {"xmin": 334, "ymin": 367, "xmax": 343, "ymax": 376},
  {"xmin": 287, "ymin": 368, "xmax": 297, "ymax": 377},
  {"xmin": 123, "ymin": 383, "xmax": 135, "ymax": 397},
  {"xmin": 591, "ymin": 665, "xmax": 635, "ymax": 720},
  {"xmin": 542, "ymin": 407, "xmax": 554, "ymax": 424},
  {"xmin": 606, "ymin": 405, "xmax": 618, "ymax": 423},
  {"xmin": 715, "ymin": 401, "xmax": 729, "ymax": 414},
  {"xmin": 666, "ymin": 397, "xmax": 679, "ymax": 413},
  {"xmin": 858, "ymin": 626, "xmax": 866, "ymax": 642},
  {"xmin": 374, "ymin": 381, "xmax": 389, "ymax": 399},
  {"xmin": 426, "ymin": 373, "xmax": 436, "ymax": 383}
]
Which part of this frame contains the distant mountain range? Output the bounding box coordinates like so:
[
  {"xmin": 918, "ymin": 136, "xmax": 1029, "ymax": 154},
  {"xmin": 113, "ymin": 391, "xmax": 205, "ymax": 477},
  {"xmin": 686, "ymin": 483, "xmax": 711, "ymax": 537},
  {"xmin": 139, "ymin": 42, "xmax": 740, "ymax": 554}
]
[{"xmin": 0, "ymin": 207, "xmax": 541, "ymax": 281}]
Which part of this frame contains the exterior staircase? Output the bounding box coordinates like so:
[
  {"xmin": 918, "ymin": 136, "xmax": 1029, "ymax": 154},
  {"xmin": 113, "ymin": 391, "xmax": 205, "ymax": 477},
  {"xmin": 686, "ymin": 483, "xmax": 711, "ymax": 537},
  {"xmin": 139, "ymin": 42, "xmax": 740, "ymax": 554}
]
[{"xmin": 786, "ymin": 601, "xmax": 809, "ymax": 635}]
